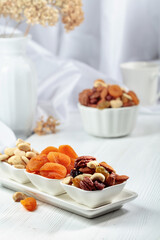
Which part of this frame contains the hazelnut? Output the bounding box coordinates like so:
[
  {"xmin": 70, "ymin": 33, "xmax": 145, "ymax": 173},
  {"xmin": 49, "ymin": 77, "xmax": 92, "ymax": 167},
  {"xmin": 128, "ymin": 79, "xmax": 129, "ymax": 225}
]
[{"xmin": 13, "ymin": 192, "xmax": 28, "ymax": 202}]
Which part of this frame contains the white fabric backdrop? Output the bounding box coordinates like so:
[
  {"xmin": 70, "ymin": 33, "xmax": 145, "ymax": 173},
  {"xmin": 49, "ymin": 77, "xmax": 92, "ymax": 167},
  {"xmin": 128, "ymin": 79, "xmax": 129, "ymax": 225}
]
[{"xmin": 22, "ymin": 0, "xmax": 160, "ymax": 81}]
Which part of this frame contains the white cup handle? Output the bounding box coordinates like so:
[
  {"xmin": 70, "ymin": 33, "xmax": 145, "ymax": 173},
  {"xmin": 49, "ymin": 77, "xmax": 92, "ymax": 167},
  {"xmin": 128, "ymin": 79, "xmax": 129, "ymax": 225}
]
[{"xmin": 151, "ymin": 71, "xmax": 160, "ymax": 101}]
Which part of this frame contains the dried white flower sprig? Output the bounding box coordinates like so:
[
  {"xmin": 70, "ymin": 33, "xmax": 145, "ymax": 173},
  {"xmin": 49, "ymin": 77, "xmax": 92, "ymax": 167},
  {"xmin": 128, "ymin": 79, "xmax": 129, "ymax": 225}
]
[{"xmin": 0, "ymin": 0, "xmax": 84, "ymax": 36}]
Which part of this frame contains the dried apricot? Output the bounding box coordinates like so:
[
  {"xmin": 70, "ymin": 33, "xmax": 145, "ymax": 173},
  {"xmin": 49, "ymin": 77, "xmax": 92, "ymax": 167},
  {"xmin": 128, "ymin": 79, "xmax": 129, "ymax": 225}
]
[
  {"xmin": 108, "ymin": 85, "xmax": 122, "ymax": 98},
  {"xmin": 26, "ymin": 154, "xmax": 48, "ymax": 173},
  {"xmin": 128, "ymin": 91, "xmax": 139, "ymax": 105},
  {"xmin": 47, "ymin": 152, "xmax": 71, "ymax": 168},
  {"xmin": 21, "ymin": 197, "xmax": 37, "ymax": 211},
  {"xmin": 66, "ymin": 158, "xmax": 75, "ymax": 174},
  {"xmin": 59, "ymin": 145, "xmax": 78, "ymax": 159},
  {"xmin": 41, "ymin": 146, "xmax": 58, "ymax": 155},
  {"xmin": 40, "ymin": 162, "xmax": 67, "ymax": 179}
]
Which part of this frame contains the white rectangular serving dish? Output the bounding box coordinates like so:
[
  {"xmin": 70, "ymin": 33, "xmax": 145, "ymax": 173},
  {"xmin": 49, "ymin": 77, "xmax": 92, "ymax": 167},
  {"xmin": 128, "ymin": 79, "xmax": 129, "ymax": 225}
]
[{"xmin": 0, "ymin": 176, "xmax": 138, "ymax": 219}]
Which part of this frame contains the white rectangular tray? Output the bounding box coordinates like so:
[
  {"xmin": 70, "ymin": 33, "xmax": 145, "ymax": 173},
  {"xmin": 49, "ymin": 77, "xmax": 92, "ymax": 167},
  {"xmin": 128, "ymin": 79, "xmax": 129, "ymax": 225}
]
[{"xmin": 0, "ymin": 176, "xmax": 138, "ymax": 218}]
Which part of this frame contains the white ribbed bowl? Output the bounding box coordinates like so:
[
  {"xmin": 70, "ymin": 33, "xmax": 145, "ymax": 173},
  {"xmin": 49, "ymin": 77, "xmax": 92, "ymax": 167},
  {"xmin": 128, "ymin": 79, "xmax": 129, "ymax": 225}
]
[
  {"xmin": 25, "ymin": 171, "xmax": 65, "ymax": 196},
  {"xmin": 61, "ymin": 181, "xmax": 126, "ymax": 208},
  {"xmin": 0, "ymin": 161, "xmax": 30, "ymax": 184},
  {"xmin": 78, "ymin": 103, "xmax": 138, "ymax": 137}
]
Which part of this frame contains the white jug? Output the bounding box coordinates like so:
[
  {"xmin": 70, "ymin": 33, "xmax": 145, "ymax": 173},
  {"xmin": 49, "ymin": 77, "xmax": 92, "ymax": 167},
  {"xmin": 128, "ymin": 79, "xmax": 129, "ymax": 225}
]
[{"xmin": 0, "ymin": 35, "xmax": 37, "ymax": 137}]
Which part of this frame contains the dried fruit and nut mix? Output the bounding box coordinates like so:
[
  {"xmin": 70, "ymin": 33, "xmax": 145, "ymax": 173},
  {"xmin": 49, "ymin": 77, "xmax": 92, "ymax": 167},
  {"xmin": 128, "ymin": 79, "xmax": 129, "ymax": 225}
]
[
  {"xmin": 26, "ymin": 145, "xmax": 78, "ymax": 179},
  {"xmin": 0, "ymin": 139, "xmax": 39, "ymax": 169},
  {"xmin": 79, "ymin": 79, "xmax": 139, "ymax": 109},
  {"xmin": 62, "ymin": 156, "xmax": 129, "ymax": 191}
]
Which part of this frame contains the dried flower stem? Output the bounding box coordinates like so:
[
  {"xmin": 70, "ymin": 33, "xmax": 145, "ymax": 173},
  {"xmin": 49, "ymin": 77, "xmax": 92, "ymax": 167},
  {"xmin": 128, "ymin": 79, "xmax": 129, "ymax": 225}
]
[
  {"xmin": 9, "ymin": 21, "xmax": 22, "ymax": 38},
  {"xmin": 24, "ymin": 24, "xmax": 31, "ymax": 37}
]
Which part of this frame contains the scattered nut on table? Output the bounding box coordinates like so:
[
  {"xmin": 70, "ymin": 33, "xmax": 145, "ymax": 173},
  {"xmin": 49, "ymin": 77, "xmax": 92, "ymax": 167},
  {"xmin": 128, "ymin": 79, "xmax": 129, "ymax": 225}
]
[{"xmin": 13, "ymin": 192, "xmax": 28, "ymax": 202}]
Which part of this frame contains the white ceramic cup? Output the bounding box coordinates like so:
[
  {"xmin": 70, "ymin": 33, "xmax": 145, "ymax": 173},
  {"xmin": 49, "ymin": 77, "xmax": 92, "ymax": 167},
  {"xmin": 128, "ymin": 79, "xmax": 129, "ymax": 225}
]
[{"xmin": 120, "ymin": 62, "xmax": 160, "ymax": 106}]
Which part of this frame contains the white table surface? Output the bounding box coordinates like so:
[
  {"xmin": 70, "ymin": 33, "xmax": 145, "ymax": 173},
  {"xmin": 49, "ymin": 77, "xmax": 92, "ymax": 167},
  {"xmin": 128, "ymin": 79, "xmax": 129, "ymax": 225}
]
[{"xmin": 0, "ymin": 112, "xmax": 160, "ymax": 240}]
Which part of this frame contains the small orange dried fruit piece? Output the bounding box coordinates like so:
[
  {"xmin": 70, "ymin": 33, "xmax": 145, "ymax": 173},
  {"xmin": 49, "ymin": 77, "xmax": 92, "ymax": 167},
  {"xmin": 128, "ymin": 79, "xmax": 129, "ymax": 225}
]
[
  {"xmin": 59, "ymin": 145, "xmax": 78, "ymax": 159},
  {"xmin": 20, "ymin": 197, "xmax": 37, "ymax": 211},
  {"xmin": 47, "ymin": 152, "xmax": 71, "ymax": 168},
  {"xmin": 40, "ymin": 162, "xmax": 67, "ymax": 179},
  {"xmin": 108, "ymin": 85, "xmax": 123, "ymax": 98},
  {"xmin": 41, "ymin": 146, "xmax": 58, "ymax": 155},
  {"xmin": 72, "ymin": 178, "xmax": 81, "ymax": 188},
  {"xmin": 127, "ymin": 91, "xmax": 139, "ymax": 105},
  {"xmin": 26, "ymin": 154, "xmax": 48, "ymax": 173}
]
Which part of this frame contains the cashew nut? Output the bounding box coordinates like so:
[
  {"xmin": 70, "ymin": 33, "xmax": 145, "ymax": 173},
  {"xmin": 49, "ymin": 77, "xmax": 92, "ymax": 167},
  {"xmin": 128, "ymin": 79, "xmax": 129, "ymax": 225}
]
[
  {"xmin": 74, "ymin": 174, "xmax": 92, "ymax": 181},
  {"xmin": 87, "ymin": 161, "xmax": 99, "ymax": 169},
  {"xmin": 62, "ymin": 176, "xmax": 73, "ymax": 185},
  {"xmin": 94, "ymin": 79, "xmax": 108, "ymax": 88},
  {"xmin": 13, "ymin": 192, "xmax": 28, "ymax": 202},
  {"xmin": 0, "ymin": 154, "xmax": 9, "ymax": 161},
  {"xmin": 90, "ymin": 173, "xmax": 105, "ymax": 182},
  {"xmin": 110, "ymin": 99, "xmax": 123, "ymax": 108},
  {"xmin": 123, "ymin": 93, "xmax": 132, "ymax": 100}
]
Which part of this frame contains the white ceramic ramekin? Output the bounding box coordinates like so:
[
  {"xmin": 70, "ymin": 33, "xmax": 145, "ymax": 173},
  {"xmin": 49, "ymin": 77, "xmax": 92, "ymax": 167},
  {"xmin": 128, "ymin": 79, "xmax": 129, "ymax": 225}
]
[
  {"xmin": 61, "ymin": 181, "xmax": 126, "ymax": 208},
  {"xmin": 0, "ymin": 162, "xmax": 30, "ymax": 184},
  {"xmin": 25, "ymin": 171, "xmax": 65, "ymax": 196},
  {"xmin": 78, "ymin": 103, "xmax": 138, "ymax": 137}
]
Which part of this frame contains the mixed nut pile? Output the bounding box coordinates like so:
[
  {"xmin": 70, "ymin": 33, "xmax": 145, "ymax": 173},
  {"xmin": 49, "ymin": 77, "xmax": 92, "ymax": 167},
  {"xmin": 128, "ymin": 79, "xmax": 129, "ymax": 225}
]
[
  {"xmin": 79, "ymin": 79, "xmax": 139, "ymax": 109},
  {"xmin": 0, "ymin": 139, "xmax": 39, "ymax": 169},
  {"xmin": 63, "ymin": 156, "xmax": 129, "ymax": 191}
]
